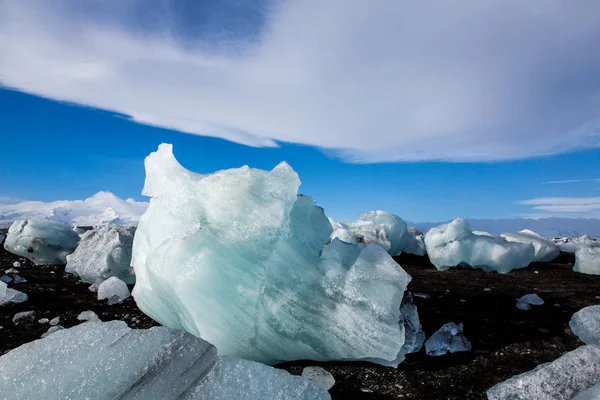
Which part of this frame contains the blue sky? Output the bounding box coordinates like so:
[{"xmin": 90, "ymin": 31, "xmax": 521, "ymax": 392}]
[{"xmin": 1, "ymin": 1, "xmax": 600, "ymax": 222}]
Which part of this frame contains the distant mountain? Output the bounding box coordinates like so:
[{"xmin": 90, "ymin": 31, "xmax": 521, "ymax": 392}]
[{"xmin": 411, "ymin": 218, "xmax": 600, "ymax": 238}]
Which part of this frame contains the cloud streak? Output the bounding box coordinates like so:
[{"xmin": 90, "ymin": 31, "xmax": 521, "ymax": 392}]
[
  {"xmin": 1, "ymin": 0, "xmax": 600, "ymax": 162},
  {"xmin": 518, "ymin": 197, "xmax": 600, "ymax": 218}
]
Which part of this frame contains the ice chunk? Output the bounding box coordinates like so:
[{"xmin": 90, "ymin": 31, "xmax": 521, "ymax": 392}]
[
  {"xmin": 0, "ymin": 281, "xmax": 28, "ymax": 305},
  {"xmin": 0, "ymin": 231, "xmax": 4, "ymax": 243},
  {"xmin": 404, "ymin": 227, "xmax": 427, "ymax": 256},
  {"xmin": 12, "ymin": 261, "xmax": 20, "ymax": 267},
  {"xmin": 98, "ymin": 277, "xmax": 130, "ymax": 304},
  {"xmin": 425, "ymin": 322, "xmax": 471, "ymax": 356},
  {"xmin": 330, "ymin": 226, "xmax": 359, "ymax": 245},
  {"xmin": 41, "ymin": 325, "xmax": 64, "ymax": 338},
  {"xmin": 400, "ymin": 292, "xmax": 425, "ymax": 354},
  {"xmin": 574, "ymin": 236, "xmax": 600, "ymax": 275},
  {"xmin": 0, "ymin": 321, "xmax": 329, "ymax": 399},
  {"xmin": 12, "ymin": 275, "xmax": 26, "ymax": 284},
  {"xmin": 132, "ymin": 144, "xmax": 412, "ymax": 366},
  {"xmin": 570, "ymin": 305, "xmax": 600, "ymax": 345},
  {"xmin": 66, "ymin": 225, "xmax": 136, "ymax": 284},
  {"xmin": 424, "ymin": 218, "xmax": 534, "ymax": 273},
  {"xmin": 501, "ymin": 229, "xmax": 560, "ymax": 262},
  {"xmin": 0, "ymin": 275, "xmax": 11, "ymax": 283},
  {"xmin": 302, "ymin": 367, "xmax": 335, "ymax": 390},
  {"xmin": 347, "ymin": 211, "xmax": 412, "ymax": 255},
  {"xmin": 4, "ymin": 220, "xmax": 80, "ymax": 265},
  {"xmin": 12, "ymin": 311, "xmax": 35, "ymax": 325},
  {"xmin": 572, "ymin": 383, "xmax": 600, "ymax": 400},
  {"xmin": 38, "ymin": 318, "xmax": 49, "ymax": 324},
  {"xmin": 49, "ymin": 317, "xmax": 60, "ymax": 326},
  {"xmin": 516, "ymin": 293, "xmax": 544, "ymax": 311},
  {"xmin": 487, "ymin": 345, "xmax": 600, "ymax": 400},
  {"xmin": 77, "ymin": 310, "xmax": 100, "ymax": 322}
]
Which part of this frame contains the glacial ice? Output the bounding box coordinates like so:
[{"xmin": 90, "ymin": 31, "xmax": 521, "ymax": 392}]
[
  {"xmin": 574, "ymin": 236, "xmax": 600, "ymax": 275},
  {"xmin": 4, "ymin": 220, "xmax": 80, "ymax": 265},
  {"xmin": 516, "ymin": 293, "xmax": 544, "ymax": 311},
  {"xmin": 424, "ymin": 322, "xmax": 471, "ymax": 356},
  {"xmin": 0, "ymin": 321, "xmax": 329, "ymax": 400},
  {"xmin": 400, "ymin": 292, "xmax": 425, "ymax": 354},
  {"xmin": 501, "ymin": 229, "xmax": 560, "ymax": 262},
  {"xmin": 41, "ymin": 325, "xmax": 64, "ymax": 338},
  {"xmin": 66, "ymin": 225, "xmax": 136, "ymax": 284},
  {"xmin": 346, "ymin": 211, "xmax": 413, "ymax": 255},
  {"xmin": 570, "ymin": 305, "xmax": 600, "ymax": 345},
  {"xmin": 572, "ymin": 383, "xmax": 600, "ymax": 400},
  {"xmin": 97, "ymin": 277, "xmax": 130, "ymax": 304},
  {"xmin": 0, "ymin": 281, "xmax": 28, "ymax": 305},
  {"xmin": 302, "ymin": 367, "xmax": 336, "ymax": 390},
  {"xmin": 132, "ymin": 143, "xmax": 413, "ymax": 366},
  {"xmin": 424, "ymin": 218, "xmax": 535, "ymax": 273},
  {"xmin": 405, "ymin": 227, "xmax": 427, "ymax": 256},
  {"xmin": 77, "ymin": 310, "xmax": 100, "ymax": 322},
  {"xmin": 486, "ymin": 345, "xmax": 600, "ymax": 400}
]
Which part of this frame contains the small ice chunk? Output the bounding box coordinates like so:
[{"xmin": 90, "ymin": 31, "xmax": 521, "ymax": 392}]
[
  {"xmin": 501, "ymin": 229, "xmax": 560, "ymax": 262},
  {"xmin": 38, "ymin": 318, "xmax": 49, "ymax": 324},
  {"xmin": 424, "ymin": 218, "xmax": 534, "ymax": 273},
  {"xmin": 12, "ymin": 261, "xmax": 20, "ymax": 267},
  {"xmin": 49, "ymin": 317, "xmax": 60, "ymax": 326},
  {"xmin": 425, "ymin": 322, "xmax": 472, "ymax": 356},
  {"xmin": 12, "ymin": 311, "xmax": 36, "ymax": 325},
  {"xmin": 573, "ymin": 383, "xmax": 600, "ymax": 400},
  {"xmin": 4, "ymin": 220, "xmax": 80, "ymax": 265},
  {"xmin": 77, "ymin": 311, "xmax": 100, "ymax": 322},
  {"xmin": 487, "ymin": 345, "xmax": 600, "ymax": 400},
  {"xmin": 41, "ymin": 325, "xmax": 64, "ymax": 338},
  {"xmin": 574, "ymin": 236, "xmax": 600, "ymax": 275},
  {"xmin": 5, "ymin": 268, "xmax": 19, "ymax": 274},
  {"xmin": 516, "ymin": 294, "xmax": 544, "ymax": 311},
  {"xmin": 12, "ymin": 275, "xmax": 26, "ymax": 284},
  {"xmin": 0, "ymin": 281, "xmax": 28, "ymax": 305},
  {"xmin": 405, "ymin": 227, "xmax": 427, "ymax": 256},
  {"xmin": 301, "ymin": 366, "xmax": 335, "ymax": 390},
  {"xmin": 346, "ymin": 211, "xmax": 413, "ymax": 256},
  {"xmin": 0, "ymin": 231, "xmax": 4, "ymax": 243},
  {"xmin": 97, "ymin": 277, "xmax": 130, "ymax": 304},
  {"xmin": 570, "ymin": 305, "xmax": 600, "ymax": 345},
  {"xmin": 66, "ymin": 225, "xmax": 136, "ymax": 284},
  {"xmin": 414, "ymin": 293, "xmax": 430, "ymax": 300},
  {"xmin": 400, "ymin": 293, "xmax": 425, "ymax": 355},
  {"xmin": 0, "ymin": 275, "xmax": 11, "ymax": 283}
]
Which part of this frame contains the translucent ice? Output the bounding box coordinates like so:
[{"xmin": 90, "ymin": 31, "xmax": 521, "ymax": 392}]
[
  {"xmin": 4, "ymin": 220, "xmax": 80, "ymax": 265},
  {"xmin": 572, "ymin": 383, "xmax": 600, "ymax": 400},
  {"xmin": 405, "ymin": 227, "xmax": 427, "ymax": 256},
  {"xmin": 66, "ymin": 225, "xmax": 136, "ymax": 284},
  {"xmin": 487, "ymin": 345, "xmax": 600, "ymax": 400},
  {"xmin": 346, "ymin": 211, "xmax": 412, "ymax": 255},
  {"xmin": 0, "ymin": 321, "xmax": 329, "ymax": 400},
  {"xmin": 41, "ymin": 325, "xmax": 64, "ymax": 338},
  {"xmin": 132, "ymin": 144, "xmax": 412, "ymax": 366},
  {"xmin": 97, "ymin": 277, "xmax": 130, "ymax": 304},
  {"xmin": 574, "ymin": 236, "xmax": 600, "ymax": 275},
  {"xmin": 501, "ymin": 229, "xmax": 560, "ymax": 262},
  {"xmin": 0, "ymin": 281, "xmax": 28, "ymax": 305},
  {"xmin": 516, "ymin": 293, "xmax": 544, "ymax": 311},
  {"xmin": 77, "ymin": 310, "xmax": 100, "ymax": 322},
  {"xmin": 424, "ymin": 322, "xmax": 471, "ymax": 356},
  {"xmin": 424, "ymin": 218, "xmax": 534, "ymax": 273},
  {"xmin": 400, "ymin": 292, "xmax": 425, "ymax": 354},
  {"xmin": 570, "ymin": 305, "xmax": 600, "ymax": 345}
]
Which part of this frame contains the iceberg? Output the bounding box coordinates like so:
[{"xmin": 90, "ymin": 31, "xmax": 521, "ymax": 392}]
[
  {"xmin": 501, "ymin": 229, "xmax": 560, "ymax": 262},
  {"xmin": 424, "ymin": 218, "xmax": 534, "ymax": 273},
  {"xmin": 487, "ymin": 345, "xmax": 600, "ymax": 400},
  {"xmin": 4, "ymin": 220, "xmax": 80, "ymax": 265},
  {"xmin": 98, "ymin": 277, "xmax": 130, "ymax": 304},
  {"xmin": 0, "ymin": 321, "xmax": 328, "ymax": 400},
  {"xmin": 132, "ymin": 144, "xmax": 413, "ymax": 366},
  {"xmin": 66, "ymin": 225, "xmax": 136, "ymax": 284},
  {"xmin": 424, "ymin": 322, "xmax": 471, "ymax": 356},
  {"xmin": 570, "ymin": 305, "xmax": 600, "ymax": 345},
  {"xmin": 574, "ymin": 236, "xmax": 600, "ymax": 275},
  {"xmin": 0, "ymin": 191, "xmax": 148, "ymax": 228}
]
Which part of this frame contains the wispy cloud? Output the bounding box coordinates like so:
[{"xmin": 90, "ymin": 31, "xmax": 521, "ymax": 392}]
[
  {"xmin": 542, "ymin": 179, "xmax": 600, "ymax": 184},
  {"xmin": 1, "ymin": 1, "xmax": 600, "ymax": 162},
  {"xmin": 517, "ymin": 197, "xmax": 600, "ymax": 218}
]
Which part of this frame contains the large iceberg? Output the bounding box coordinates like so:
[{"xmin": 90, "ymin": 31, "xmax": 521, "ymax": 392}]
[
  {"xmin": 501, "ymin": 229, "xmax": 560, "ymax": 262},
  {"xmin": 487, "ymin": 345, "xmax": 600, "ymax": 400},
  {"xmin": 570, "ymin": 305, "xmax": 600, "ymax": 345},
  {"xmin": 0, "ymin": 320, "xmax": 329, "ymax": 400},
  {"xmin": 132, "ymin": 144, "xmax": 413, "ymax": 366},
  {"xmin": 574, "ymin": 236, "xmax": 600, "ymax": 275},
  {"xmin": 4, "ymin": 220, "xmax": 80, "ymax": 265},
  {"xmin": 0, "ymin": 191, "xmax": 148, "ymax": 228},
  {"xmin": 424, "ymin": 218, "xmax": 535, "ymax": 273},
  {"xmin": 66, "ymin": 225, "xmax": 136, "ymax": 284}
]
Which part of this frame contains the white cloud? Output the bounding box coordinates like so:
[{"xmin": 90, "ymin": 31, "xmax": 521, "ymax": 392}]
[
  {"xmin": 517, "ymin": 197, "xmax": 600, "ymax": 218},
  {"xmin": 542, "ymin": 180, "xmax": 583, "ymax": 184},
  {"xmin": 1, "ymin": 0, "xmax": 600, "ymax": 162}
]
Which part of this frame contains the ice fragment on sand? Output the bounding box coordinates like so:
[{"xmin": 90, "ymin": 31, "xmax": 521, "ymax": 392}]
[
  {"xmin": 516, "ymin": 294, "xmax": 544, "ymax": 311},
  {"xmin": 425, "ymin": 322, "xmax": 471, "ymax": 356},
  {"xmin": 424, "ymin": 218, "xmax": 534, "ymax": 273},
  {"xmin": 0, "ymin": 321, "xmax": 329, "ymax": 399},
  {"xmin": 574, "ymin": 236, "xmax": 600, "ymax": 275},
  {"xmin": 12, "ymin": 311, "xmax": 35, "ymax": 325},
  {"xmin": 49, "ymin": 317, "xmax": 60, "ymax": 326},
  {"xmin": 66, "ymin": 225, "xmax": 136, "ymax": 284},
  {"xmin": 97, "ymin": 277, "xmax": 130, "ymax": 304},
  {"xmin": 487, "ymin": 345, "xmax": 600, "ymax": 400},
  {"xmin": 132, "ymin": 144, "xmax": 412, "ymax": 366},
  {"xmin": 4, "ymin": 220, "xmax": 79, "ymax": 265},
  {"xmin": 302, "ymin": 367, "xmax": 335, "ymax": 390},
  {"xmin": 38, "ymin": 318, "xmax": 49, "ymax": 324},
  {"xmin": 77, "ymin": 311, "xmax": 100, "ymax": 322},
  {"xmin": 570, "ymin": 305, "xmax": 600, "ymax": 345},
  {"xmin": 501, "ymin": 229, "xmax": 560, "ymax": 262},
  {"xmin": 41, "ymin": 325, "xmax": 64, "ymax": 338},
  {"xmin": 0, "ymin": 281, "xmax": 28, "ymax": 305}
]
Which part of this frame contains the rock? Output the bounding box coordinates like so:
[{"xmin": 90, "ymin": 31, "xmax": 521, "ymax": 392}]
[
  {"xmin": 12, "ymin": 311, "xmax": 36, "ymax": 325},
  {"xmin": 302, "ymin": 366, "xmax": 336, "ymax": 390}
]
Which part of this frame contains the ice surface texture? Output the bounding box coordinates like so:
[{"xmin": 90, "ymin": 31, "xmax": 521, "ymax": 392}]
[
  {"xmin": 572, "ymin": 383, "xmax": 600, "ymax": 400},
  {"xmin": 302, "ymin": 367, "xmax": 336, "ymax": 390},
  {"xmin": 4, "ymin": 220, "xmax": 79, "ymax": 265},
  {"xmin": 501, "ymin": 229, "xmax": 560, "ymax": 262},
  {"xmin": 66, "ymin": 225, "xmax": 136, "ymax": 284},
  {"xmin": 487, "ymin": 345, "xmax": 600, "ymax": 400},
  {"xmin": 570, "ymin": 305, "xmax": 600, "ymax": 345},
  {"xmin": 0, "ymin": 320, "xmax": 329, "ymax": 400},
  {"xmin": 574, "ymin": 236, "xmax": 600, "ymax": 275},
  {"xmin": 424, "ymin": 322, "xmax": 471, "ymax": 356},
  {"xmin": 424, "ymin": 218, "xmax": 534, "ymax": 273},
  {"xmin": 132, "ymin": 144, "xmax": 412, "ymax": 366},
  {"xmin": 98, "ymin": 277, "xmax": 130, "ymax": 304}
]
